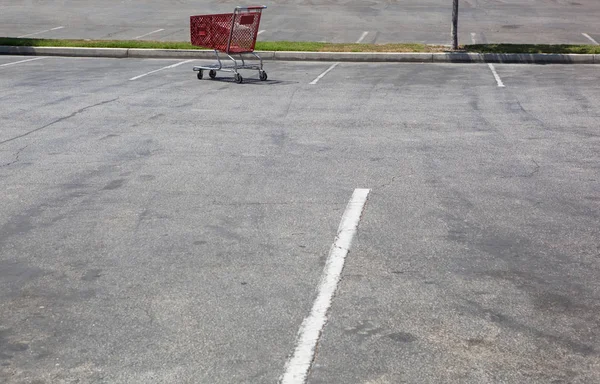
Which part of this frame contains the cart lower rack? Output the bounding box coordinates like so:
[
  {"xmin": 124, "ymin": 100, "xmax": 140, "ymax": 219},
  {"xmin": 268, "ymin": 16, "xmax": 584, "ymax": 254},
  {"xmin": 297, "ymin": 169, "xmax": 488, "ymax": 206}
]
[{"xmin": 190, "ymin": 6, "xmax": 267, "ymax": 83}]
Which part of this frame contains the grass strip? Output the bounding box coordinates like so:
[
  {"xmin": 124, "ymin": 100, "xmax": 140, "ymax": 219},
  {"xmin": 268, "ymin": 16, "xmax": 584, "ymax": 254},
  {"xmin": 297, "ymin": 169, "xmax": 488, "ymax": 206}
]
[
  {"xmin": 0, "ymin": 37, "xmax": 206, "ymax": 50},
  {"xmin": 466, "ymin": 44, "xmax": 600, "ymax": 55},
  {"xmin": 1, "ymin": 38, "xmax": 599, "ymax": 54},
  {"xmin": 258, "ymin": 41, "xmax": 446, "ymax": 52},
  {"xmin": 0, "ymin": 37, "xmax": 445, "ymax": 52}
]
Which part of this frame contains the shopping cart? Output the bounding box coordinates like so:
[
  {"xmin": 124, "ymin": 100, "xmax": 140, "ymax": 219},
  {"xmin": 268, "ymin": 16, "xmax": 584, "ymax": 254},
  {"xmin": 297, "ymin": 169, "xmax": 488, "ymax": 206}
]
[{"xmin": 190, "ymin": 6, "xmax": 267, "ymax": 84}]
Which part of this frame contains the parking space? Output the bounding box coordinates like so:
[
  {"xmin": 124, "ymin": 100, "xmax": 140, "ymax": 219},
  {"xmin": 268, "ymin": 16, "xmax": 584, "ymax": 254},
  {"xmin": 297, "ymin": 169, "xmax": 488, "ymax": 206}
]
[
  {"xmin": 0, "ymin": 57, "xmax": 352, "ymax": 384},
  {"xmin": 305, "ymin": 64, "xmax": 600, "ymax": 384},
  {"xmin": 1, "ymin": 56, "xmax": 599, "ymax": 383}
]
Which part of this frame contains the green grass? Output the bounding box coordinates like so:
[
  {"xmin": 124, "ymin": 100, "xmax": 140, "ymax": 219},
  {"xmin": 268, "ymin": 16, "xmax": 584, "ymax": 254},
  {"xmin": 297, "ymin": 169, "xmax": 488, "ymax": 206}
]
[
  {"xmin": 257, "ymin": 41, "xmax": 445, "ymax": 52},
  {"xmin": 466, "ymin": 44, "xmax": 600, "ymax": 55},
  {"xmin": 0, "ymin": 37, "xmax": 445, "ymax": 52},
  {"xmin": 0, "ymin": 37, "xmax": 203, "ymax": 50},
  {"xmin": 1, "ymin": 38, "xmax": 599, "ymax": 54}
]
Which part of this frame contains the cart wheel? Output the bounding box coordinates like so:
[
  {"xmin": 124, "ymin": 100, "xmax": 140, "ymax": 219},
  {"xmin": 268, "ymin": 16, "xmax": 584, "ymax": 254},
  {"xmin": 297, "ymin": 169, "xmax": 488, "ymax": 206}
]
[
  {"xmin": 197, "ymin": 70, "xmax": 203, "ymax": 80},
  {"xmin": 259, "ymin": 71, "xmax": 268, "ymax": 81},
  {"xmin": 209, "ymin": 70, "xmax": 217, "ymax": 79},
  {"xmin": 234, "ymin": 74, "xmax": 243, "ymax": 84}
]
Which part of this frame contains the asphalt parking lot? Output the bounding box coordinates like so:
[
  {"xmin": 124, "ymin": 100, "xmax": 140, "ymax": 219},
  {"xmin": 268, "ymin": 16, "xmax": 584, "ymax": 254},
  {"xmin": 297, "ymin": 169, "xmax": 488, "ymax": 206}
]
[
  {"xmin": 1, "ymin": 55, "xmax": 599, "ymax": 383},
  {"xmin": 1, "ymin": 0, "xmax": 600, "ymax": 45}
]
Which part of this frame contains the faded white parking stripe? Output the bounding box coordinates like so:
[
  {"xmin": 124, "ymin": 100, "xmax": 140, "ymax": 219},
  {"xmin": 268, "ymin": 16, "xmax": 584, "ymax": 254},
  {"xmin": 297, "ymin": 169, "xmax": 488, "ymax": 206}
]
[
  {"xmin": 0, "ymin": 57, "xmax": 46, "ymax": 67},
  {"xmin": 488, "ymin": 63, "xmax": 505, "ymax": 88},
  {"xmin": 134, "ymin": 29, "xmax": 165, "ymax": 39},
  {"xmin": 258, "ymin": 30, "xmax": 266, "ymax": 35},
  {"xmin": 129, "ymin": 60, "xmax": 194, "ymax": 81},
  {"xmin": 280, "ymin": 188, "xmax": 370, "ymax": 384},
  {"xmin": 356, "ymin": 31, "xmax": 369, "ymax": 43},
  {"xmin": 18, "ymin": 26, "xmax": 64, "ymax": 38},
  {"xmin": 309, "ymin": 63, "xmax": 339, "ymax": 85},
  {"xmin": 582, "ymin": 33, "xmax": 599, "ymax": 45}
]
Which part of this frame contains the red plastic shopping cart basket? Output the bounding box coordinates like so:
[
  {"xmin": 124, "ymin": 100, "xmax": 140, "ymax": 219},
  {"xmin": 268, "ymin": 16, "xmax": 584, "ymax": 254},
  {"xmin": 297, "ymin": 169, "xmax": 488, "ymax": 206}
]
[{"xmin": 191, "ymin": 6, "xmax": 267, "ymax": 83}]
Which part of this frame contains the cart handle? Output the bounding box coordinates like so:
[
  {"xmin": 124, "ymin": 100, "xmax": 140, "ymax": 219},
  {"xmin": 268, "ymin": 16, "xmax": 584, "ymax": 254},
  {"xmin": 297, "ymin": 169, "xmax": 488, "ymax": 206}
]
[{"xmin": 235, "ymin": 5, "xmax": 267, "ymax": 11}]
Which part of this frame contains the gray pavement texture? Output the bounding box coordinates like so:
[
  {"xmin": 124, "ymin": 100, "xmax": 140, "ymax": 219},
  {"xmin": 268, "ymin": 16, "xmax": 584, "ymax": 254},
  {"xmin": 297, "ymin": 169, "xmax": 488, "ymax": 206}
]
[
  {"xmin": 1, "ymin": 56, "xmax": 600, "ymax": 384},
  {"xmin": 1, "ymin": 0, "xmax": 600, "ymax": 45}
]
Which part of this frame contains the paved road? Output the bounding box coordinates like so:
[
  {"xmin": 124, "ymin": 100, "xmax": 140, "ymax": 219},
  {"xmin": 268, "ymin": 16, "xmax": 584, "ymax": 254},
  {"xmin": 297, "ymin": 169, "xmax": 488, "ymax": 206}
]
[
  {"xmin": 1, "ymin": 0, "xmax": 600, "ymax": 45},
  {"xmin": 1, "ymin": 56, "xmax": 600, "ymax": 384}
]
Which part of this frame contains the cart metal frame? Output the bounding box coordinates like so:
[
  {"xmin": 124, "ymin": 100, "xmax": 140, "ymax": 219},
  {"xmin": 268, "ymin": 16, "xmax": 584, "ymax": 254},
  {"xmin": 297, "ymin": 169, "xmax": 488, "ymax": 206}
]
[{"xmin": 190, "ymin": 6, "xmax": 267, "ymax": 83}]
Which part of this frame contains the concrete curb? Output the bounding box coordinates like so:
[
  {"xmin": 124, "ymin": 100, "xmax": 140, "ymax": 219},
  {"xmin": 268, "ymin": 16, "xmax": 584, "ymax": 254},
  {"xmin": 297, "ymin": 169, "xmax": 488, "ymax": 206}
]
[
  {"xmin": 432, "ymin": 52, "xmax": 484, "ymax": 63},
  {"xmin": 0, "ymin": 46, "xmax": 597, "ymax": 64},
  {"xmin": 431, "ymin": 52, "xmax": 597, "ymax": 64},
  {"xmin": 127, "ymin": 48, "xmax": 219, "ymax": 59},
  {"xmin": 0, "ymin": 46, "xmax": 129, "ymax": 58},
  {"xmin": 271, "ymin": 51, "xmax": 434, "ymax": 62},
  {"xmin": 482, "ymin": 53, "xmax": 596, "ymax": 64}
]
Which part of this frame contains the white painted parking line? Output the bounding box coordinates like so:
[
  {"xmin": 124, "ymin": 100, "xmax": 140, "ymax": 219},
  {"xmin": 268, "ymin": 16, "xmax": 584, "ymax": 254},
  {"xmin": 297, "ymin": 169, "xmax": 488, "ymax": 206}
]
[
  {"xmin": 280, "ymin": 188, "xmax": 370, "ymax": 384},
  {"xmin": 309, "ymin": 63, "xmax": 339, "ymax": 85},
  {"xmin": 129, "ymin": 60, "xmax": 194, "ymax": 81},
  {"xmin": 582, "ymin": 33, "xmax": 599, "ymax": 45},
  {"xmin": 473, "ymin": 33, "xmax": 506, "ymax": 88},
  {"xmin": 356, "ymin": 31, "xmax": 369, "ymax": 43},
  {"xmin": 258, "ymin": 30, "xmax": 266, "ymax": 35},
  {"xmin": 18, "ymin": 26, "xmax": 64, "ymax": 38},
  {"xmin": 0, "ymin": 57, "xmax": 46, "ymax": 67},
  {"xmin": 134, "ymin": 29, "xmax": 165, "ymax": 40},
  {"xmin": 487, "ymin": 63, "xmax": 505, "ymax": 88}
]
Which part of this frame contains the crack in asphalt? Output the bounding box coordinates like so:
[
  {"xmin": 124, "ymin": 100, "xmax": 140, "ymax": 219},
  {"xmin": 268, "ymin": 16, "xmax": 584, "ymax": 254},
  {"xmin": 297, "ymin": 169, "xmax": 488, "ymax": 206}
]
[
  {"xmin": 528, "ymin": 158, "xmax": 540, "ymax": 177},
  {"xmin": 0, "ymin": 145, "xmax": 28, "ymax": 168},
  {"xmin": 0, "ymin": 98, "xmax": 119, "ymax": 147}
]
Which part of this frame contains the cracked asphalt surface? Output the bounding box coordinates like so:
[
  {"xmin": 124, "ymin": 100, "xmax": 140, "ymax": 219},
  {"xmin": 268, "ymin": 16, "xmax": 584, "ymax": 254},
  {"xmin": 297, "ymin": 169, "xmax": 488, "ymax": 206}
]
[
  {"xmin": 1, "ymin": 0, "xmax": 600, "ymax": 45},
  {"xmin": 0, "ymin": 56, "xmax": 599, "ymax": 383}
]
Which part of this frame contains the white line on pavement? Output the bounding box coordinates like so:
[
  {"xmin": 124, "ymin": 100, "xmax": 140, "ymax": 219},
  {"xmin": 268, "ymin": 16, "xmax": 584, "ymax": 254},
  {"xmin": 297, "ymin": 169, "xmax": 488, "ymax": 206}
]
[
  {"xmin": 258, "ymin": 30, "xmax": 266, "ymax": 35},
  {"xmin": 470, "ymin": 33, "xmax": 477, "ymax": 44},
  {"xmin": 309, "ymin": 63, "xmax": 339, "ymax": 85},
  {"xmin": 134, "ymin": 29, "xmax": 165, "ymax": 39},
  {"xmin": 356, "ymin": 31, "xmax": 369, "ymax": 43},
  {"xmin": 0, "ymin": 57, "xmax": 46, "ymax": 67},
  {"xmin": 129, "ymin": 60, "xmax": 194, "ymax": 81},
  {"xmin": 18, "ymin": 26, "xmax": 64, "ymax": 38},
  {"xmin": 280, "ymin": 188, "xmax": 371, "ymax": 384},
  {"xmin": 582, "ymin": 33, "xmax": 599, "ymax": 45},
  {"xmin": 488, "ymin": 63, "xmax": 505, "ymax": 88}
]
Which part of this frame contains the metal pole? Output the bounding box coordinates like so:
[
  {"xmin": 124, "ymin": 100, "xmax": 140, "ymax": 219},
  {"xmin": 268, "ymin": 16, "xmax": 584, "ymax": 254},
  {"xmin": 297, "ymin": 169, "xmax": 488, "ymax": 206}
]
[
  {"xmin": 451, "ymin": 0, "xmax": 459, "ymax": 50},
  {"xmin": 226, "ymin": 8, "xmax": 238, "ymax": 55}
]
